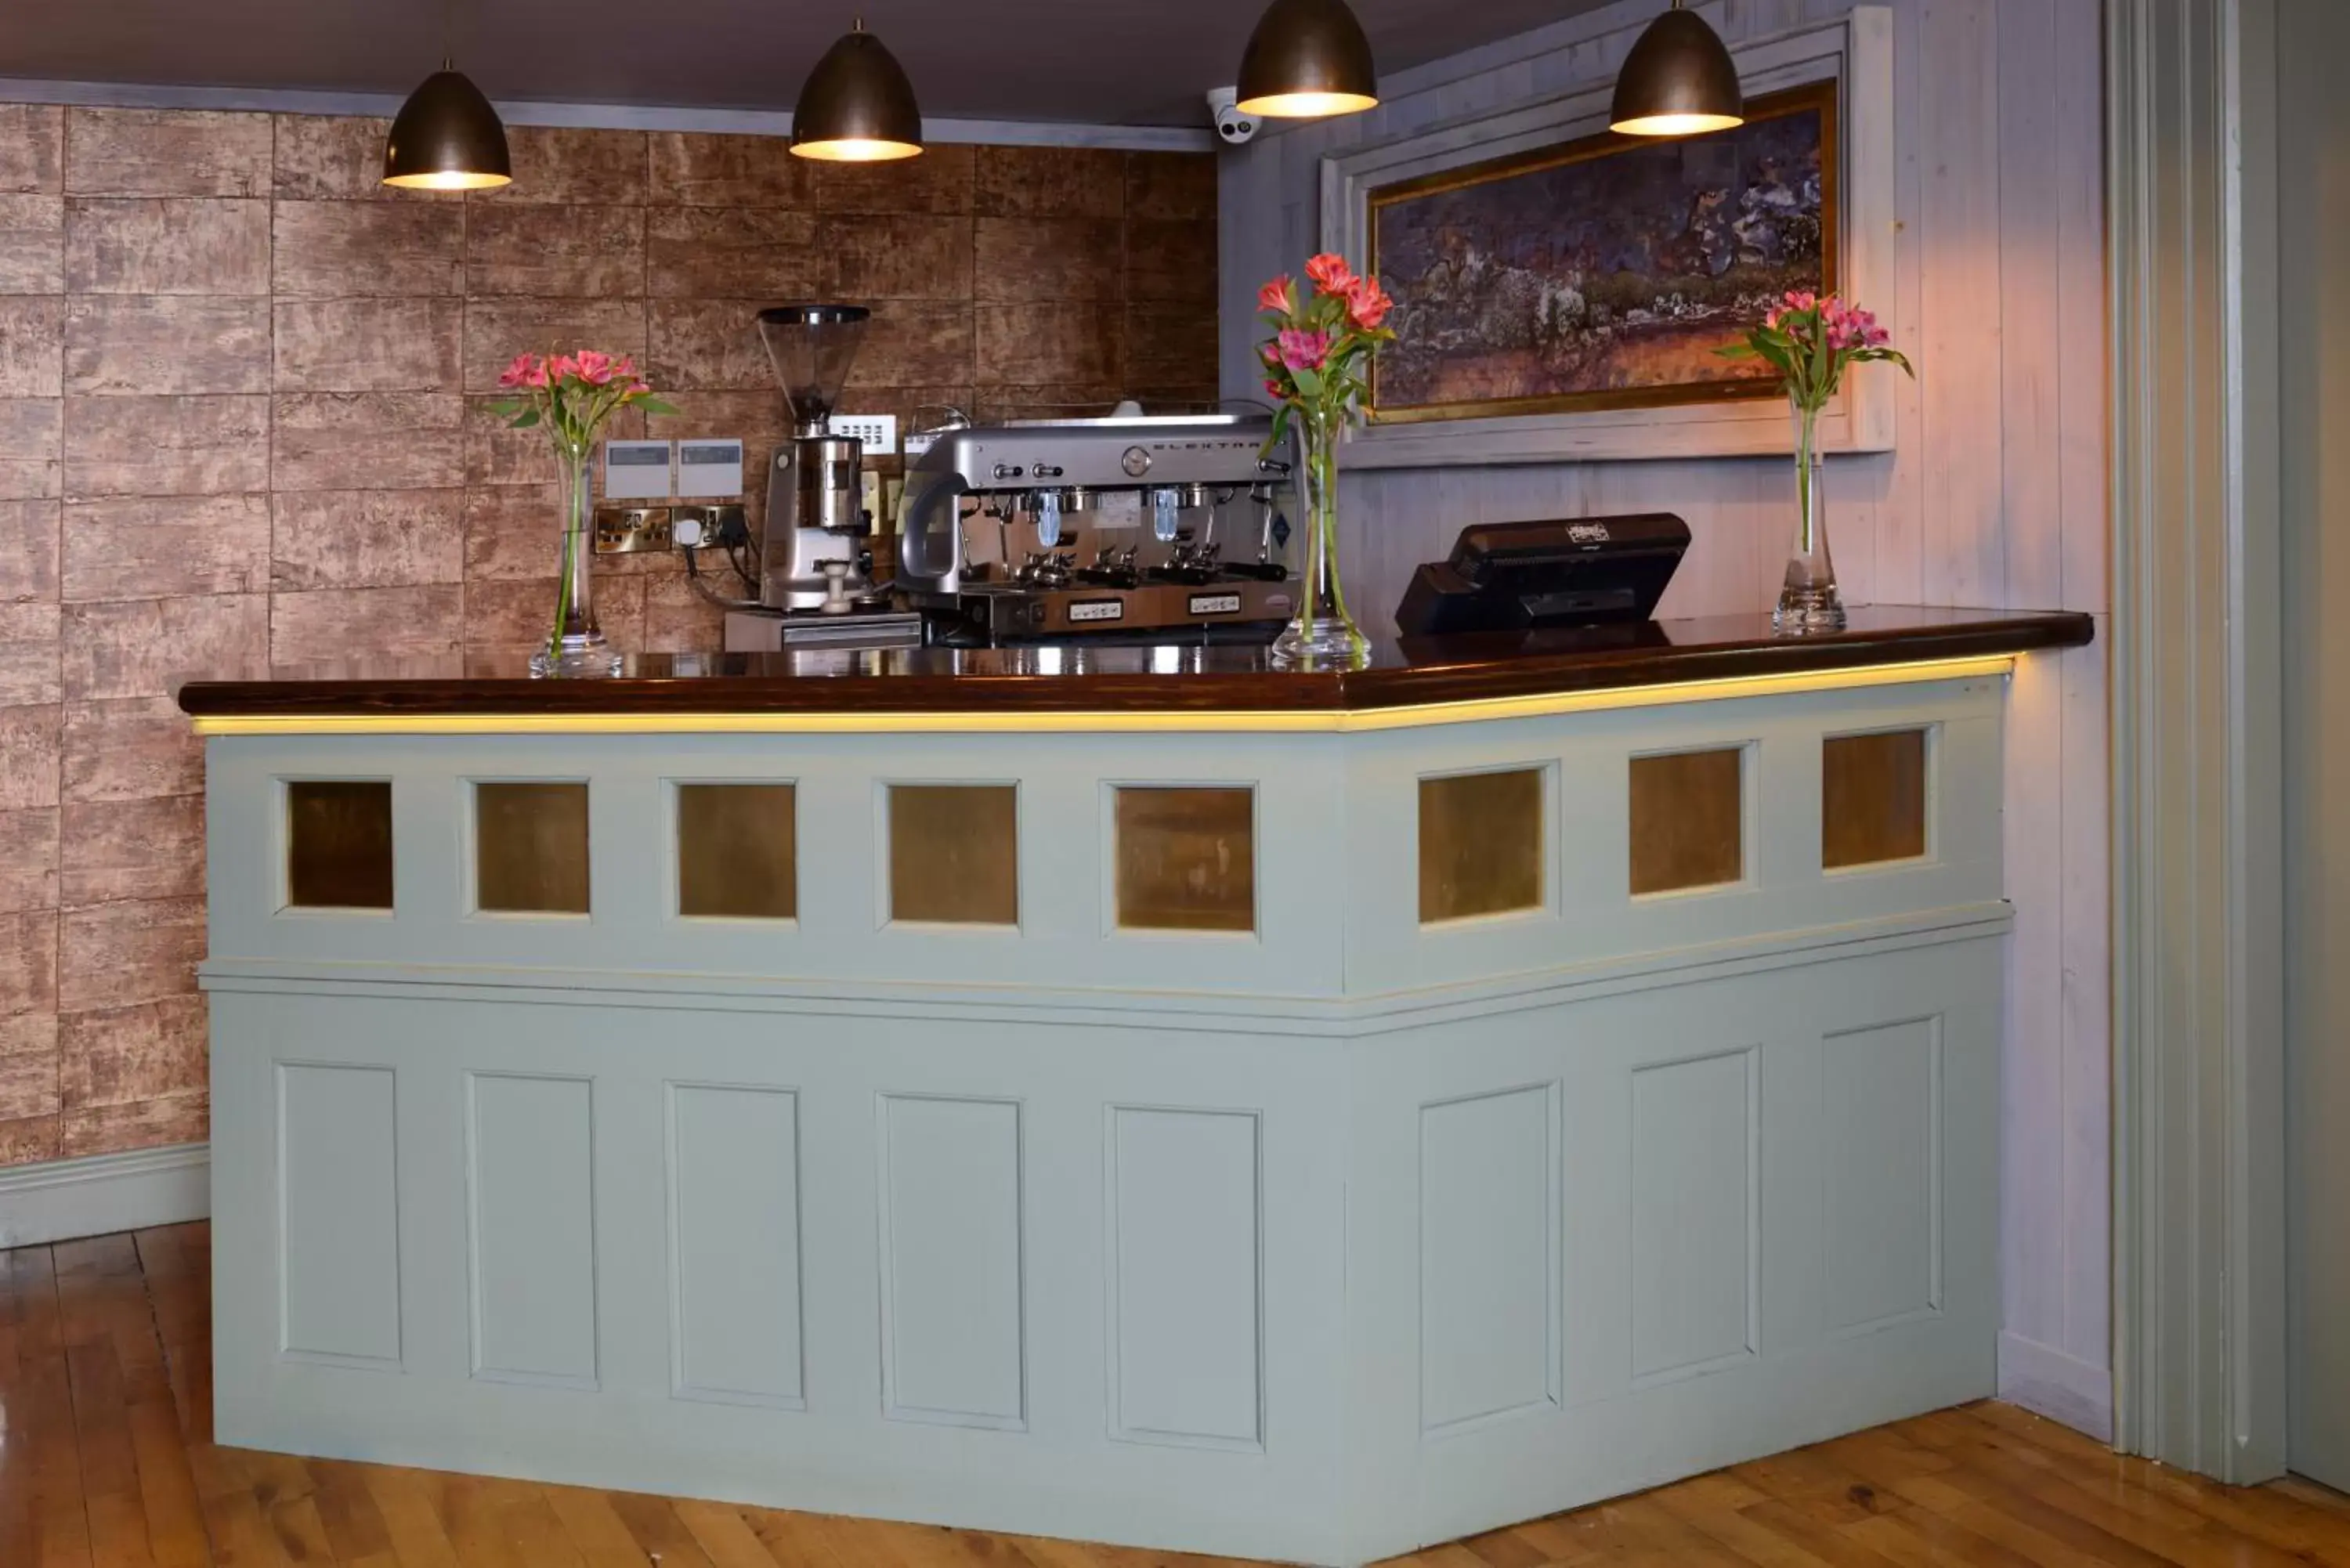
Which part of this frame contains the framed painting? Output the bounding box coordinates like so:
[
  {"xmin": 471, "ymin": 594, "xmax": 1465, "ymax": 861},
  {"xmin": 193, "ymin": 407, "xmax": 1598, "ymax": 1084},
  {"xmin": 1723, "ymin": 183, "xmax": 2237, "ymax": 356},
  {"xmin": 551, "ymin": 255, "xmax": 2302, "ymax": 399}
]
[
  {"xmin": 1365, "ymin": 80, "xmax": 1838, "ymax": 425},
  {"xmin": 1319, "ymin": 5, "xmax": 1895, "ymax": 468}
]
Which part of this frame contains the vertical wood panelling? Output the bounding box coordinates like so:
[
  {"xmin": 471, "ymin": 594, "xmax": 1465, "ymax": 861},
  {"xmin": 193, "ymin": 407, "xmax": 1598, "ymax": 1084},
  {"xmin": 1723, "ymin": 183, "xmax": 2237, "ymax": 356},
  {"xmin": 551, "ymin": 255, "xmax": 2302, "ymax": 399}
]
[
  {"xmin": 277, "ymin": 1060, "xmax": 400, "ymax": 1365},
  {"xmin": 1629, "ymin": 1049, "xmax": 1759, "ymax": 1381},
  {"xmin": 1106, "ymin": 1106, "xmax": 1263, "ymax": 1448},
  {"xmin": 1220, "ymin": 0, "xmax": 2112, "ymax": 1432},
  {"xmin": 466, "ymin": 1071, "xmax": 598, "ymax": 1387},
  {"xmin": 1820, "ymin": 1018, "xmax": 1941, "ymax": 1330},
  {"xmin": 1419, "ymin": 1082, "xmax": 1560, "ymax": 1433},
  {"xmin": 667, "ymin": 1083, "xmax": 803, "ymax": 1407},
  {"xmin": 876, "ymin": 1092, "xmax": 1025, "ymax": 1428}
]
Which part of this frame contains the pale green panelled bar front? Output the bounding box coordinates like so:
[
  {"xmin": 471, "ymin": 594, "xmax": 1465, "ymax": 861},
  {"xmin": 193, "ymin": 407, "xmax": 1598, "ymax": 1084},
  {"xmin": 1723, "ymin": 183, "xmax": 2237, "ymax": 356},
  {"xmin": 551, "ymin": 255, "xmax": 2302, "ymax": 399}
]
[{"xmin": 182, "ymin": 609, "xmax": 2090, "ymax": 1568}]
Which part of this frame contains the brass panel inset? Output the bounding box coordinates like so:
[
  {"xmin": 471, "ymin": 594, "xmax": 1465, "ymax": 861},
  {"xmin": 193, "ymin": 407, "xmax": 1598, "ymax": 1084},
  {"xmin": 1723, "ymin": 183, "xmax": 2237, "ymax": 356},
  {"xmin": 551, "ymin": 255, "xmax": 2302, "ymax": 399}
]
[
  {"xmin": 286, "ymin": 780, "xmax": 394, "ymax": 909},
  {"xmin": 1629, "ymin": 747, "xmax": 1744, "ymax": 896},
  {"xmin": 1114, "ymin": 786, "xmax": 1256, "ymax": 933},
  {"xmin": 1418, "ymin": 768, "xmax": 1544, "ymax": 923},
  {"xmin": 677, "ymin": 783, "xmax": 797, "ymax": 919},
  {"xmin": 888, "ymin": 784, "xmax": 1018, "ymax": 925},
  {"xmin": 1823, "ymin": 729, "xmax": 1929, "ymax": 869},
  {"xmin": 475, "ymin": 782, "xmax": 591, "ymax": 914}
]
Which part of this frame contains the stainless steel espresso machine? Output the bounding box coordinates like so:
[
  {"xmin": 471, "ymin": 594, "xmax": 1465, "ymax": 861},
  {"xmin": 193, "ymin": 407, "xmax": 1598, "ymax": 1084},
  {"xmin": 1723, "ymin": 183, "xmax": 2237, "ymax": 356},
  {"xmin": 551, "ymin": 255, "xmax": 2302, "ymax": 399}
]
[
  {"xmin": 895, "ymin": 410, "xmax": 1297, "ymax": 642},
  {"xmin": 757, "ymin": 304, "xmax": 880, "ymax": 612}
]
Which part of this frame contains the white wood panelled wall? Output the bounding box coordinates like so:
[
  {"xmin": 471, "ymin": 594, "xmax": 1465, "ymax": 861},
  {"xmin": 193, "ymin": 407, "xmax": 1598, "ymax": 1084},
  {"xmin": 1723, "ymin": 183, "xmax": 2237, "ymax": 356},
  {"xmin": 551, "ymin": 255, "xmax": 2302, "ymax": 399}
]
[{"xmin": 1217, "ymin": 0, "xmax": 2112, "ymax": 1436}]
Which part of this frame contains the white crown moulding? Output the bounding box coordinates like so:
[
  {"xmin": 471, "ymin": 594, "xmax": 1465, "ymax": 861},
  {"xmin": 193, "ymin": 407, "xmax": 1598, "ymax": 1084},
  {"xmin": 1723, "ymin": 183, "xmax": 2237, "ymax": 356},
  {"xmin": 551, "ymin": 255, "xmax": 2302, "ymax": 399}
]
[{"xmin": 0, "ymin": 75, "xmax": 1218, "ymax": 152}]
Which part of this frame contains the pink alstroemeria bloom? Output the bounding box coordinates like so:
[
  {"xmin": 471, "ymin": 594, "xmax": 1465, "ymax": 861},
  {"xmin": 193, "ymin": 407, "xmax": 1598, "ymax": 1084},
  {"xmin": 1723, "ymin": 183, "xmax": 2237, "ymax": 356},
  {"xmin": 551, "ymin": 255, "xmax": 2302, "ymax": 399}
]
[
  {"xmin": 497, "ymin": 352, "xmax": 540, "ymax": 389},
  {"xmin": 523, "ymin": 358, "xmax": 551, "ymax": 388},
  {"xmin": 1783, "ymin": 289, "xmax": 1819, "ymax": 313},
  {"xmin": 1304, "ymin": 252, "xmax": 1357, "ymax": 296},
  {"xmin": 1264, "ymin": 378, "xmax": 1285, "ymax": 399},
  {"xmin": 574, "ymin": 349, "xmax": 616, "ymax": 385},
  {"xmin": 1343, "ymin": 276, "xmax": 1393, "ymax": 330},
  {"xmin": 1278, "ymin": 327, "xmax": 1332, "ymax": 372},
  {"xmin": 1257, "ymin": 275, "xmax": 1295, "ymax": 314}
]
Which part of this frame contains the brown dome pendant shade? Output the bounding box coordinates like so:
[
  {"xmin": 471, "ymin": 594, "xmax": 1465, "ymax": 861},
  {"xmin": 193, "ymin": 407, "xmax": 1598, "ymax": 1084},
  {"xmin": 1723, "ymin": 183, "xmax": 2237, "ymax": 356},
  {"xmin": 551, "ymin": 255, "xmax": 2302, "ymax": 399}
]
[
  {"xmin": 1235, "ymin": 0, "xmax": 1379, "ymax": 119},
  {"xmin": 381, "ymin": 65, "xmax": 512, "ymax": 190},
  {"xmin": 791, "ymin": 20, "xmax": 924, "ymax": 161},
  {"xmin": 1609, "ymin": 0, "xmax": 1744, "ymax": 138}
]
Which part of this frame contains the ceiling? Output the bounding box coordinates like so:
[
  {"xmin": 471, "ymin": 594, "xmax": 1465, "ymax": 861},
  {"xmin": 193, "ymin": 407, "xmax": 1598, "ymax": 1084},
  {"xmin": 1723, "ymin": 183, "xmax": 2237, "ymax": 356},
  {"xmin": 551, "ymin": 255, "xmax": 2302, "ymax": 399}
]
[{"xmin": 0, "ymin": 0, "xmax": 1611, "ymax": 130}]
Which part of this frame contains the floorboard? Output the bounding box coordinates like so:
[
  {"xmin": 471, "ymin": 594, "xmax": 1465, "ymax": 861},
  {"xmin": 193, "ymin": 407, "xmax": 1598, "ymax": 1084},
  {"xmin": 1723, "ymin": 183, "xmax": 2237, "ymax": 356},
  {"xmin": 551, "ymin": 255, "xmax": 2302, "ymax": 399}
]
[{"xmin": 1, "ymin": 1223, "xmax": 2339, "ymax": 1567}]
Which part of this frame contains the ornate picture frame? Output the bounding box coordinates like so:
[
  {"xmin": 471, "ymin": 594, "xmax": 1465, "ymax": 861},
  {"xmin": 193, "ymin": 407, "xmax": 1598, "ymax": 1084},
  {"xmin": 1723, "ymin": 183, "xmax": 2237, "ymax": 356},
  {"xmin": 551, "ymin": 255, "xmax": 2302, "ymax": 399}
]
[{"xmin": 1319, "ymin": 5, "xmax": 1895, "ymax": 468}]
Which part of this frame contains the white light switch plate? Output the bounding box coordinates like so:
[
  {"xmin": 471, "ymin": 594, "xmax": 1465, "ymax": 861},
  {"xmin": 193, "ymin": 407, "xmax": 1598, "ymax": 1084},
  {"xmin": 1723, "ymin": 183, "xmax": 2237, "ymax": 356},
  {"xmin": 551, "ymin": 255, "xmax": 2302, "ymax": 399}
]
[
  {"xmin": 829, "ymin": 414, "xmax": 898, "ymax": 455},
  {"xmin": 604, "ymin": 439, "xmax": 673, "ymax": 499},
  {"xmin": 677, "ymin": 438, "xmax": 744, "ymax": 497}
]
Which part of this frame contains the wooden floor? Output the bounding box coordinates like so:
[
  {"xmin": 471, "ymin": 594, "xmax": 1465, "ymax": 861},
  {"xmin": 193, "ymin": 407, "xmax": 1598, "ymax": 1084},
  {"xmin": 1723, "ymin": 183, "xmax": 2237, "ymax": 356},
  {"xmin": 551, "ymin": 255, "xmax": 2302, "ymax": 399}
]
[{"xmin": 5, "ymin": 1225, "xmax": 2348, "ymax": 1568}]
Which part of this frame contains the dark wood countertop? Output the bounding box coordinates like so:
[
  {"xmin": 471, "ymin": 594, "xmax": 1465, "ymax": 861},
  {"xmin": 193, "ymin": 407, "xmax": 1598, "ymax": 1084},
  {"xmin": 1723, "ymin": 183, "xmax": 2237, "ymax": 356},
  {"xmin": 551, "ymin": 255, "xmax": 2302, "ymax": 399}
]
[{"xmin": 175, "ymin": 606, "xmax": 2094, "ymax": 721}]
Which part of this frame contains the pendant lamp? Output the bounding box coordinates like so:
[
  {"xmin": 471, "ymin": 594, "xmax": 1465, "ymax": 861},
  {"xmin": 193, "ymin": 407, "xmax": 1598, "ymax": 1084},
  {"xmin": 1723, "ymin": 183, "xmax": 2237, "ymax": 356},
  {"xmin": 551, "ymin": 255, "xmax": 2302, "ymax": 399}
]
[
  {"xmin": 382, "ymin": 61, "xmax": 512, "ymax": 190},
  {"xmin": 791, "ymin": 20, "xmax": 924, "ymax": 161},
  {"xmin": 1235, "ymin": 0, "xmax": 1378, "ymax": 119},
  {"xmin": 1609, "ymin": 0, "xmax": 1744, "ymax": 138}
]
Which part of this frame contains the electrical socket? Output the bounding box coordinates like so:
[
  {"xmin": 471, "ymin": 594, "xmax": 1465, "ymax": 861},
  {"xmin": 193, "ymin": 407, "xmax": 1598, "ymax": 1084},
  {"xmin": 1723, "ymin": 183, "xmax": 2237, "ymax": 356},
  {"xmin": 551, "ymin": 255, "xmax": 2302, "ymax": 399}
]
[
  {"xmin": 594, "ymin": 506, "xmax": 674, "ymax": 555},
  {"xmin": 828, "ymin": 413, "xmax": 898, "ymax": 455}
]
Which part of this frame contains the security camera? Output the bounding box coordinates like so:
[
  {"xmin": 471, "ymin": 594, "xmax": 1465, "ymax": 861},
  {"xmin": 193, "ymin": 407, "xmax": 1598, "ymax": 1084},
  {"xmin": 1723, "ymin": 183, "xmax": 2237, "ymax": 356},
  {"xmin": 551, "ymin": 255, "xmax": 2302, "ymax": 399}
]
[{"xmin": 1207, "ymin": 86, "xmax": 1257, "ymax": 146}]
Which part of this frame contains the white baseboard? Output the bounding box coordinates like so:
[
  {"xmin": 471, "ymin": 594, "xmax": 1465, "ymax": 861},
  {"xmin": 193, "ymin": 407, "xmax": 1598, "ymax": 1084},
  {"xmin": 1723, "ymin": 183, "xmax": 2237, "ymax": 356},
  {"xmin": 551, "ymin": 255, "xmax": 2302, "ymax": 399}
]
[
  {"xmin": 0, "ymin": 1142, "xmax": 210, "ymax": 1248},
  {"xmin": 1997, "ymin": 1330, "xmax": 2114, "ymax": 1442}
]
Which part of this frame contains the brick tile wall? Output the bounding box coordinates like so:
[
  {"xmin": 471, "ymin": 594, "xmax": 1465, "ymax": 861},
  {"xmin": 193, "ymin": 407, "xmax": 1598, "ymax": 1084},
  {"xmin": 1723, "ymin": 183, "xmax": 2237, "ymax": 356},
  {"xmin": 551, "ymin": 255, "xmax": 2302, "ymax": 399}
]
[{"xmin": 0, "ymin": 104, "xmax": 1220, "ymax": 1168}]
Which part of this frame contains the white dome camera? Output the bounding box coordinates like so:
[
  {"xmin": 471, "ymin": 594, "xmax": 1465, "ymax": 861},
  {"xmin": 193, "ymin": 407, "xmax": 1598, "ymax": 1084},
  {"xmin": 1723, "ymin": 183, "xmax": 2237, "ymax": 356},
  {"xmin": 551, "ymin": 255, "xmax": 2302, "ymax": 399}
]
[{"xmin": 1207, "ymin": 86, "xmax": 1257, "ymax": 146}]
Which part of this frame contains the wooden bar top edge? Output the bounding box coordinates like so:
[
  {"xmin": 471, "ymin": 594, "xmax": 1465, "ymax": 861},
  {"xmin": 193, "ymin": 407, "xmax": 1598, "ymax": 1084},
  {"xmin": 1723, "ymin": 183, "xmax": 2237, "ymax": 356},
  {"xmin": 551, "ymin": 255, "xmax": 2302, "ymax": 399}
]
[{"xmin": 175, "ymin": 606, "xmax": 2095, "ymax": 721}]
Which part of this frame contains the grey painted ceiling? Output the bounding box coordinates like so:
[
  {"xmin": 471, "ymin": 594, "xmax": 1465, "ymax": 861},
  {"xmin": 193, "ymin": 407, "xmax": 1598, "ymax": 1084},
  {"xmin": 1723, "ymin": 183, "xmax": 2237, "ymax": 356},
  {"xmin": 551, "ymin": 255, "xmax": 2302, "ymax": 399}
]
[{"xmin": 0, "ymin": 0, "xmax": 1613, "ymax": 129}]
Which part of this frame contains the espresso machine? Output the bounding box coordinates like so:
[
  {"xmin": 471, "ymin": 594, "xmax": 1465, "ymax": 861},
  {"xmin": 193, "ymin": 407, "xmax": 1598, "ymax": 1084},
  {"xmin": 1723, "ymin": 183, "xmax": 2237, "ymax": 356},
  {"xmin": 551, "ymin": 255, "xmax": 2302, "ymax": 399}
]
[
  {"xmin": 895, "ymin": 410, "xmax": 1297, "ymax": 642},
  {"xmin": 757, "ymin": 304, "xmax": 878, "ymax": 612}
]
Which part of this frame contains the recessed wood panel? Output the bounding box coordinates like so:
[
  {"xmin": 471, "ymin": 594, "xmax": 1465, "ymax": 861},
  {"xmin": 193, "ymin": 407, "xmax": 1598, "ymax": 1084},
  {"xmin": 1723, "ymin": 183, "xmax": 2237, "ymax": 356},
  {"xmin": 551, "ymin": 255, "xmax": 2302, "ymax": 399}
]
[
  {"xmin": 286, "ymin": 780, "xmax": 393, "ymax": 909},
  {"xmin": 669, "ymin": 1084, "xmax": 803, "ymax": 1405},
  {"xmin": 466, "ymin": 1072, "xmax": 598, "ymax": 1386},
  {"xmin": 475, "ymin": 782, "xmax": 590, "ymax": 915},
  {"xmin": 1419, "ymin": 1083, "xmax": 1558, "ymax": 1432},
  {"xmin": 1114, "ymin": 786, "xmax": 1255, "ymax": 933},
  {"xmin": 877, "ymin": 1093, "xmax": 1025, "ymax": 1427},
  {"xmin": 676, "ymin": 783, "xmax": 797, "ymax": 920},
  {"xmin": 279, "ymin": 1063, "xmax": 400, "ymax": 1365},
  {"xmin": 1823, "ymin": 729, "xmax": 1930, "ymax": 869},
  {"xmin": 1821, "ymin": 1019, "xmax": 1940, "ymax": 1330},
  {"xmin": 888, "ymin": 784, "xmax": 1018, "ymax": 926},
  {"xmin": 1629, "ymin": 747, "xmax": 1744, "ymax": 896},
  {"xmin": 1630, "ymin": 1050, "xmax": 1757, "ymax": 1380},
  {"xmin": 1419, "ymin": 768, "xmax": 1544, "ymax": 923},
  {"xmin": 1108, "ymin": 1107, "xmax": 1262, "ymax": 1447}
]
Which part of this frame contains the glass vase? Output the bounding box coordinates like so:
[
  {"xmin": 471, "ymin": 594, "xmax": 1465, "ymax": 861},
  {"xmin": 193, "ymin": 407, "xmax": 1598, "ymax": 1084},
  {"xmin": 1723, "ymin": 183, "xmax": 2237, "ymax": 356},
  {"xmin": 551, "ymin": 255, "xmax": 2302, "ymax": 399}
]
[
  {"xmin": 530, "ymin": 443, "xmax": 622, "ymax": 677},
  {"xmin": 1774, "ymin": 400, "xmax": 1847, "ymax": 635},
  {"xmin": 1271, "ymin": 407, "xmax": 1370, "ymax": 670}
]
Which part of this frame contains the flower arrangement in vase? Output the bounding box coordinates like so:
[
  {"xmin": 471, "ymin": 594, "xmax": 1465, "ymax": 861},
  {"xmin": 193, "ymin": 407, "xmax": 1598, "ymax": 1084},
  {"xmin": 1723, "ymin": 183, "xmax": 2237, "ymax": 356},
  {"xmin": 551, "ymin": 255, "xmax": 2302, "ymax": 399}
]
[
  {"xmin": 1254, "ymin": 253, "xmax": 1396, "ymax": 669},
  {"xmin": 491, "ymin": 350, "xmax": 674, "ymax": 677},
  {"xmin": 1719, "ymin": 292, "xmax": 1914, "ymax": 634}
]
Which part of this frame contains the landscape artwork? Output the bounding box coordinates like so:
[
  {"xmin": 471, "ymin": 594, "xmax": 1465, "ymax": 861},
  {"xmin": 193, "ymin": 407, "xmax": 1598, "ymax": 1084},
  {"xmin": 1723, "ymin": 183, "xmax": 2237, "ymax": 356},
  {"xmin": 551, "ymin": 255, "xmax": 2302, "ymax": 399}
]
[{"xmin": 1365, "ymin": 81, "xmax": 1838, "ymax": 423}]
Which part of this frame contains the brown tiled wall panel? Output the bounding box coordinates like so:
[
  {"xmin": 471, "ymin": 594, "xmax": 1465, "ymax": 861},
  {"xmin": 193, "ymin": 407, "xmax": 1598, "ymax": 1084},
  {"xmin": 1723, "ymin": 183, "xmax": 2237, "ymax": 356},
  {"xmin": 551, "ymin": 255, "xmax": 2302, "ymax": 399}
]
[{"xmin": 0, "ymin": 105, "xmax": 1219, "ymax": 1167}]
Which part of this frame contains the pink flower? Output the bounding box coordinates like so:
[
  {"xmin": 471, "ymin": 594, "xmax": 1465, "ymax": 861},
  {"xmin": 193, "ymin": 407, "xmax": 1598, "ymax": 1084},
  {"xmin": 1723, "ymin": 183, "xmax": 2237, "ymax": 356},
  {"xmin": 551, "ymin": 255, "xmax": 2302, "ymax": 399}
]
[
  {"xmin": 574, "ymin": 349, "xmax": 616, "ymax": 385},
  {"xmin": 1264, "ymin": 378, "xmax": 1285, "ymax": 399},
  {"xmin": 1343, "ymin": 276, "xmax": 1393, "ymax": 330},
  {"xmin": 1258, "ymin": 341, "xmax": 1282, "ymax": 369},
  {"xmin": 547, "ymin": 354, "xmax": 581, "ymax": 384},
  {"xmin": 1257, "ymin": 275, "xmax": 1295, "ymax": 313},
  {"xmin": 1304, "ymin": 253, "xmax": 1358, "ymax": 295},
  {"xmin": 523, "ymin": 358, "xmax": 551, "ymax": 388},
  {"xmin": 1783, "ymin": 290, "xmax": 1818, "ymax": 313},
  {"xmin": 1277, "ymin": 327, "xmax": 1332, "ymax": 372},
  {"xmin": 497, "ymin": 352, "xmax": 541, "ymax": 390}
]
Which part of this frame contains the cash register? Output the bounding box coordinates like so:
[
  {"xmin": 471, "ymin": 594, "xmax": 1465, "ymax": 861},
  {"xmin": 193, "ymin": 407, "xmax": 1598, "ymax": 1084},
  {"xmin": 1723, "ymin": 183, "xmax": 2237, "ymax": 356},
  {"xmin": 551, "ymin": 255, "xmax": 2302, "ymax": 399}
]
[{"xmin": 1394, "ymin": 514, "xmax": 1690, "ymax": 636}]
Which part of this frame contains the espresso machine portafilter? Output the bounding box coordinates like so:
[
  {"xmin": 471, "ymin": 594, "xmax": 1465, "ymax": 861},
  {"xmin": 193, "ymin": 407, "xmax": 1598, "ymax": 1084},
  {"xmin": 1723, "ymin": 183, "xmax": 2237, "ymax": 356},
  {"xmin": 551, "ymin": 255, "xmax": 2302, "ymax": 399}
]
[{"xmin": 757, "ymin": 304, "xmax": 874, "ymax": 611}]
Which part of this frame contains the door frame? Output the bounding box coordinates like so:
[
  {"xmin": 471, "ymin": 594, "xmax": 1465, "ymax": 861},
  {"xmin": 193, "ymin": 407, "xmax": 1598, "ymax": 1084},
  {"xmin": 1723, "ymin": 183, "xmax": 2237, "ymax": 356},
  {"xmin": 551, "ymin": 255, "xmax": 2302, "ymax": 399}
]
[{"xmin": 2106, "ymin": 0, "xmax": 2289, "ymax": 1482}]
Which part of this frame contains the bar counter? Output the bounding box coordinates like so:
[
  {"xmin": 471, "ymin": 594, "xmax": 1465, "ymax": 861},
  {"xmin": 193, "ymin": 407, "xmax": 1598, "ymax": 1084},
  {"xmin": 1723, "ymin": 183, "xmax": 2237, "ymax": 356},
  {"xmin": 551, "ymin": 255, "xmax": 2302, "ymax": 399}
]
[
  {"xmin": 179, "ymin": 605, "xmax": 2092, "ymax": 722},
  {"xmin": 186, "ymin": 605, "xmax": 2088, "ymax": 1567}
]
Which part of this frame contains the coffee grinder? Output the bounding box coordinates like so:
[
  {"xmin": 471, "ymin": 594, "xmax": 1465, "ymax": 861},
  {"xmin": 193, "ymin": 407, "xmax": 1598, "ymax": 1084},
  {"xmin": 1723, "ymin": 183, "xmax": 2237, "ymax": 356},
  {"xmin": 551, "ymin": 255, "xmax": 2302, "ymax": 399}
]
[{"xmin": 757, "ymin": 303, "xmax": 873, "ymax": 610}]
